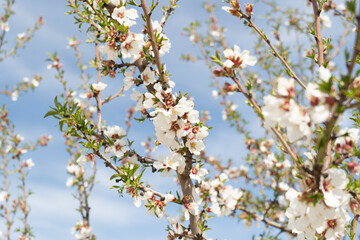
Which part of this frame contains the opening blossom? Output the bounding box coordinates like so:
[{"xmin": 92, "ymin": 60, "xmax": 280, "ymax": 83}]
[
  {"xmin": 0, "ymin": 22, "xmax": 9, "ymax": 32},
  {"xmin": 223, "ymin": 44, "xmax": 257, "ymax": 68},
  {"xmin": 91, "ymin": 82, "xmax": 107, "ymax": 92},
  {"xmin": 105, "ymin": 139, "xmax": 130, "ymax": 158},
  {"xmin": 0, "ymin": 191, "xmax": 8, "ymax": 202}
]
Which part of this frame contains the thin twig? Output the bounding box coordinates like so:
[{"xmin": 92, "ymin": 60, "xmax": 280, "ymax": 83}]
[
  {"xmin": 237, "ymin": 9, "xmax": 307, "ymax": 89},
  {"xmin": 141, "ymin": 0, "xmax": 167, "ymax": 86},
  {"xmin": 160, "ymin": 0, "xmax": 179, "ymax": 29}
]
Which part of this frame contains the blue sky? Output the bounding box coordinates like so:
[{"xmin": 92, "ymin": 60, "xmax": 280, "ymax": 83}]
[{"xmin": 0, "ymin": 0, "xmax": 352, "ymax": 239}]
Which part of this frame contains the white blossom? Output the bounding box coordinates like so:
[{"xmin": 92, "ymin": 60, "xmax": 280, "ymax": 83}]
[
  {"xmin": 123, "ymin": 70, "xmax": 135, "ymax": 91},
  {"xmin": 319, "ymin": 66, "xmax": 331, "ymax": 82},
  {"xmin": 320, "ymin": 168, "xmax": 350, "ymax": 208},
  {"xmin": 121, "ymin": 33, "xmax": 145, "ymax": 62},
  {"xmin": 66, "ymin": 177, "xmax": 75, "ymax": 187},
  {"xmin": 223, "ymin": 45, "xmax": 257, "ymax": 68},
  {"xmin": 0, "ymin": 191, "xmax": 8, "ymax": 202},
  {"xmin": 111, "ymin": 7, "xmax": 138, "ymax": 27},
  {"xmin": 99, "ymin": 44, "xmax": 118, "ymax": 61},
  {"xmin": 105, "ymin": 139, "xmax": 130, "ymax": 158},
  {"xmin": 0, "ymin": 22, "xmax": 9, "ymax": 32},
  {"xmin": 141, "ymin": 66, "xmax": 156, "ymax": 86},
  {"xmin": 11, "ymin": 91, "xmax": 18, "ymax": 101},
  {"xmin": 24, "ymin": 158, "xmax": 35, "ymax": 169},
  {"xmin": 190, "ymin": 164, "xmax": 208, "ymax": 182},
  {"xmin": 104, "ymin": 125, "xmax": 126, "ymax": 139},
  {"xmin": 92, "ymin": 82, "xmax": 107, "ymax": 92},
  {"xmin": 320, "ymin": 13, "xmax": 332, "ymax": 28}
]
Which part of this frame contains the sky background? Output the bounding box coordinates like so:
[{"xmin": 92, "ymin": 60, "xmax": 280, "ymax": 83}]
[{"xmin": 0, "ymin": 0, "xmax": 352, "ymax": 239}]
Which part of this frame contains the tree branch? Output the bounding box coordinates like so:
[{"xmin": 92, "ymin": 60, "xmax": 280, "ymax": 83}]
[
  {"xmin": 311, "ymin": 0, "xmax": 324, "ymax": 66},
  {"xmin": 141, "ymin": 0, "xmax": 168, "ymax": 87}
]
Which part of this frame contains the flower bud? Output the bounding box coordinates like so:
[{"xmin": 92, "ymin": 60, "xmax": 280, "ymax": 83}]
[
  {"xmin": 347, "ymin": 162, "xmax": 359, "ymax": 174},
  {"xmin": 245, "ymin": 3, "xmax": 254, "ymax": 15},
  {"xmin": 144, "ymin": 41, "xmax": 152, "ymax": 49},
  {"xmin": 323, "ymin": 3, "xmax": 331, "ymax": 11},
  {"xmin": 110, "ymin": 70, "xmax": 116, "ymax": 78},
  {"xmin": 213, "ymin": 67, "xmax": 224, "ymax": 77},
  {"xmin": 230, "ymin": 0, "xmax": 240, "ymax": 9},
  {"xmin": 37, "ymin": 16, "xmax": 44, "ymax": 25}
]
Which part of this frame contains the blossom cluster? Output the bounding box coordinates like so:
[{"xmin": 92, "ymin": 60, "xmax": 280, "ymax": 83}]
[
  {"xmin": 70, "ymin": 1, "xmax": 211, "ymax": 233},
  {"xmin": 70, "ymin": 221, "xmax": 93, "ymax": 240},
  {"xmin": 197, "ymin": 173, "xmax": 244, "ymax": 217},
  {"xmin": 285, "ymin": 168, "xmax": 351, "ymax": 240},
  {"xmin": 262, "ymin": 67, "xmax": 334, "ymax": 142}
]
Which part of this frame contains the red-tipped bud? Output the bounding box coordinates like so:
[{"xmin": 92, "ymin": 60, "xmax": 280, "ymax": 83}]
[
  {"xmin": 245, "ymin": 3, "xmax": 254, "ymax": 15},
  {"xmin": 230, "ymin": 0, "xmax": 240, "ymax": 9},
  {"xmin": 213, "ymin": 67, "xmax": 224, "ymax": 77},
  {"xmin": 347, "ymin": 162, "xmax": 359, "ymax": 174},
  {"xmin": 110, "ymin": 71, "xmax": 116, "ymax": 78}
]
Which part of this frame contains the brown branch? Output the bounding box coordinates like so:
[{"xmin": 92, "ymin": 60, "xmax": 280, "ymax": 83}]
[
  {"xmin": 102, "ymin": 87, "xmax": 124, "ymax": 105},
  {"xmin": 236, "ymin": 205, "xmax": 292, "ymax": 234},
  {"xmin": 17, "ymin": 156, "xmax": 30, "ymax": 237},
  {"xmin": 1, "ymin": 140, "xmax": 11, "ymax": 240},
  {"xmin": 238, "ymin": 9, "xmax": 307, "ymax": 89},
  {"xmin": 347, "ymin": 15, "xmax": 360, "ymax": 76},
  {"xmin": 140, "ymin": 0, "xmax": 167, "ymax": 87},
  {"xmin": 352, "ymin": 214, "xmax": 359, "ymax": 240},
  {"xmin": 314, "ymin": 14, "xmax": 360, "ymax": 188},
  {"xmin": 311, "ymin": 0, "xmax": 324, "ymax": 66},
  {"xmin": 230, "ymin": 75, "xmax": 297, "ymax": 162},
  {"xmin": 177, "ymin": 139, "xmax": 202, "ymax": 238},
  {"xmin": 95, "ymin": 39, "xmax": 102, "ymax": 130},
  {"xmin": 347, "ymin": 101, "xmax": 360, "ymax": 108}
]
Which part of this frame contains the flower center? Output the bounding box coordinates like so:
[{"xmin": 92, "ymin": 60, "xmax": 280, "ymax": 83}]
[{"xmin": 327, "ymin": 219, "xmax": 337, "ymax": 229}]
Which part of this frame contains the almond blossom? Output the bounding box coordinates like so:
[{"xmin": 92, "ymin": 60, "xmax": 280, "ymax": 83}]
[
  {"xmin": 320, "ymin": 168, "xmax": 350, "ymax": 208},
  {"xmin": 190, "ymin": 164, "xmax": 208, "ymax": 182},
  {"xmin": 0, "ymin": 191, "xmax": 8, "ymax": 202},
  {"xmin": 285, "ymin": 168, "xmax": 351, "ymax": 240},
  {"xmin": 91, "ymin": 82, "xmax": 107, "ymax": 92},
  {"xmin": 167, "ymin": 215, "xmax": 184, "ymax": 236},
  {"xmin": 111, "ymin": 7, "xmax": 138, "ymax": 27},
  {"xmin": 153, "ymin": 153, "xmax": 183, "ymax": 177},
  {"xmin": 105, "ymin": 139, "xmax": 130, "ymax": 158},
  {"xmin": 0, "ymin": 22, "xmax": 9, "ymax": 32},
  {"xmin": 334, "ymin": 128, "xmax": 359, "ymax": 153},
  {"xmin": 24, "ymin": 158, "xmax": 35, "ymax": 169},
  {"xmin": 223, "ymin": 44, "xmax": 257, "ymax": 68},
  {"xmin": 123, "ymin": 71, "xmax": 136, "ymax": 91},
  {"xmin": 121, "ymin": 33, "xmax": 145, "ymax": 62},
  {"xmin": 99, "ymin": 44, "xmax": 118, "ymax": 61},
  {"xmin": 141, "ymin": 66, "xmax": 156, "ymax": 86},
  {"xmin": 104, "ymin": 125, "xmax": 126, "ymax": 140},
  {"xmin": 306, "ymin": 83, "xmax": 331, "ymax": 123}
]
